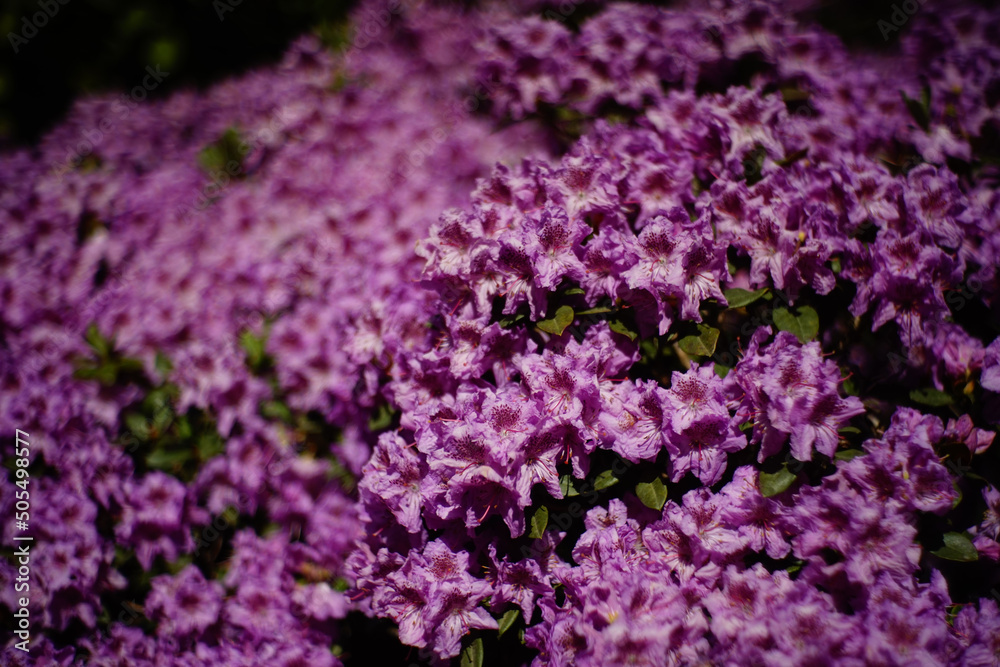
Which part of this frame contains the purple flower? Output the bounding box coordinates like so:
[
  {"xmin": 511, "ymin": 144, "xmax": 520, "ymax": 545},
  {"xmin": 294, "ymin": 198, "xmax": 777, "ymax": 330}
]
[
  {"xmin": 580, "ymin": 228, "xmax": 634, "ymax": 305},
  {"xmin": 487, "ymin": 544, "xmax": 552, "ymax": 623},
  {"xmin": 602, "ymin": 379, "xmax": 673, "ymax": 462},
  {"xmin": 664, "ymin": 363, "xmax": 747, "ymax": 484},
  {"xmin": 550, "ymin": 143, "xmax": 621, "ymax": 221},
  {"xmin": 623, "ymin": 211, "xmax": 718, "ymax": 335},
  {"xmin": 669, "ymin": 415, "xmax": 746, "ymax": 486},
  {"xmin": 359, "ymin": 432, "xmax": 430, "ymax": 534},
  {"xmin": 860, "ymin": 572, "xmax": 957, "ymax": 666},
  {"xmin": 841, "ymin": 408, "xmax": 957, "ymax": 515},
  {"xmin": 728, "ymin": 330, "xmax": 864, "ymax": 462},
  {"xmin": 115, "ymin": 472, "xmax": 194, "ymax": 570},
  {"xmin": 718, "ymin": 466, "xmax": 791, "ymax": 558},
  {"xmin": 291, "ymin": 582, "xmax": 350, "ymax": 622},
  {"xmin": 643, "ymin": 491, "xmax": 744, "ymax": 583},
  {"xmin": 971, "ymin": 485, "xmax": 1000, "ymax": 561},
  {"xmin": 372, "ymin": 540, "xmax": 496, "ymax": 659},
  {"xmin": 524, "ymin": 205, "xmax": 589, "ymax": 290},
  {"xmin": 448, "ymin": 464, "xmax": 526, "ymax": 536},
  {"xmin": 788, "ymin": 471, "xmax": 923, "ymax": 587},
  {"xmin": 944, "ymin": 414, "xmax": 995, "ymax": 456},
  {"xmin": 982, "ymin": 336, "xmax": 1000, "ymax": 393},
  {"xmin": 952, "ymin": 597, "xmax": 1000, "ymax": 664},
  {"xmin": 145, "ymin": 565, "xmax": 224, "ymax": 638},
  {"xmin": 7, "ymin": 0, "xmax": 1000, "ymax": 663},
  {"xmin": 427, "ymin": 579, "xmax": 498, "ymax": 658}
]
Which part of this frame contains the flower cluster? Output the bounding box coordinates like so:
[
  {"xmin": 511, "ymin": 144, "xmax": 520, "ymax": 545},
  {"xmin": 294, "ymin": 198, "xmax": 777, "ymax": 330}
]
[
  {"xmin": 0, "ymin": 0, "xmax": 542, "ymax": 663},
  {"xmin": 1, "ymin": 0, "xmax": 999, "ymax": 665},
  {"xmin": 727, "ymin": 329, "xmax": 865, "ymax": 462},
  {"xmin": 515, "ymin": 408, "xmax": 976, "ymax": 665},
  {"xmin": 349, "ymin": 0, "xmax": 1000, "ymax": 662}
]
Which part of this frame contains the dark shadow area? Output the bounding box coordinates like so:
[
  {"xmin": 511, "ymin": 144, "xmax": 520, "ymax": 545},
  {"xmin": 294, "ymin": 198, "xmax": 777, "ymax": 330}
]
[{"xmin": 0, "ymin": 0, "xmax": 357, "ymax": 147}]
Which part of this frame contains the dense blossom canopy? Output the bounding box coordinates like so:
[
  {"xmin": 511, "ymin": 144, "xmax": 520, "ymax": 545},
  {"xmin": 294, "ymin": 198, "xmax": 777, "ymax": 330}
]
[{"xmin": 2, "ymin": 0, "xmax": 999, "ymax": 665}]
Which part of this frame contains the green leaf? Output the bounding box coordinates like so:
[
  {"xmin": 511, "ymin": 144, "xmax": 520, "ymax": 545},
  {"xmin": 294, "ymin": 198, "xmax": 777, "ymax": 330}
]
[
  {"xmin": 498, "ymin": 312, "xmax": 527, "ymax": 329},
  {"xmin": 951, "ymin": 481, "xmax": 963, "ymax": 510},
  {"xmin": 146, "ymin": 447, "xmax": 192, "ymax": 471},
  {"xmin": 838, "ymin": 426, "xmax": 861, "ymax": 435},
  {"xmin": 239, "ymin": 330, "xmax": 268, "ymax": 372},
  {"xmin": 77, "ymin": 212, "xmax": 106, "ymax": 243},
  {"xmin": 785, "ymin": 560, "xmax": 805, "ymax": 576},
  {"xmin": 910, "ymin": 387, "xmax": 953, "ymax": 407},
  {"xmin": 198, "ymin": 127, "xmax": 245, "ymax": 176},
  {"xmin": 367, "ymin": 403, "xmax": 397, "ymax": 432},
  {"xmin": 901, "ymin": 90, "xmax": 930, "ymax": 132},
  {"xmin": 151, "ymin": 405, "xmax": 174, "ymax": 432},
  {"xmin": 724, "ymin": 287, "xmax": 769, "ymax": 309},
  {"xmin": 328, "ymin": 458, "xmax": 358, "ymax": 492},
  {"xmin": 148, "ymin": 383, "xmax": 173, "ymax": 404},
  {"xmin": 575, "ymin": 306, "xmax": 612, "ymax": 316},
  {"xmin": 74, "ymin": 363, "xmax": 117, "ymax": 386},
  {"xmin": 772, "ymin": 305, "xmax": 819, "ymax": 343},
  {"xmin": 742, "ymin": 144, "xmax": 767, "ymax": 185},
  {"xmin": 559, "ymin": 474, "xmax": 579, "ymax": 497},
  {"xmin": 175, "ymin": 415, "xmax": 192, "ymax": 440},
  {"xmin": 124, "ymin": 413, "xmax": 150, "ymax": 441},
  {"xmin": 677, "ymin": 324, "xmax": 720, "ymax": 357},
  {"xmin": 196, "ymin": 431, "xmax": 224, "ymax": 461},
  {"xmin": 327, "ymin": 71, "xmax": 352, "ymax": 93},
  {"xmin": 932, "ymin": 532, "xmax": 978, "ymax": 562},
  {"xmin": 563, "ymin": 287, "xmax": 585, "ymax": 296},
  {"xmin": 117, "ymin": 357, "xmax": 144, "ymax": 375},
  {"xmin": 528, "ymin": 506, "xmax": 549, "ymax": 539},
  {"xmin": 498, "ymin": 609, "xmax": 520, "ymax": 638},
  {"xmin": 714, "ymin": 364, "xmax": 731, "ymax": 379},
  {"xmin": 260, "ymin": 400, "xmax": 294, "ymax": 423},
  {"xmin": 776, "ymin": 147, "xmax": 808, "ymax": 168},
  {"xmin": 537, "ymin": 305, "xmax": 575, "ymax": 336},
  {"xmin": 608, "ymin": 318, "xmax": 638, "ymax": 341},
  {"xmin": 636, "ymin": 478, "xmax": 668, "ymax": 511},
  {"xmin": 759, "ymin": 466, "xmax": 798, "ymax": 497},
  {"xmin": 639, "ymin": 338, "xmax": 659, "ymax": 361},
  {"xmin": 154, "ymin": 351, "xmax": 174, "ymax": 377},
  {"xmin": 593, "ymin": 469, "xmax": 620, "ymax": 491},
  {"xmin": 165, "ymin": 555, "xmax": 193, "ymax": 575},
  {"xmin": 84, "ymin": 323, "xmax": 112, "ymax": 358},
  {"xmin": 834, "ymin": 449, "xmax": 865, "ymax": 462},
  {"xmin": 460, "ymin": 637, "xmax": 484, "ymax": 667}
]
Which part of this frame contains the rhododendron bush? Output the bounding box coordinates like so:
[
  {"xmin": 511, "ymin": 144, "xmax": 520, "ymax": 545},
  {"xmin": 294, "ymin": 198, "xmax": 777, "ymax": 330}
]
[{"xmin": 3, "ymin": 0, "xmax": 1000, "ymax": 665}]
